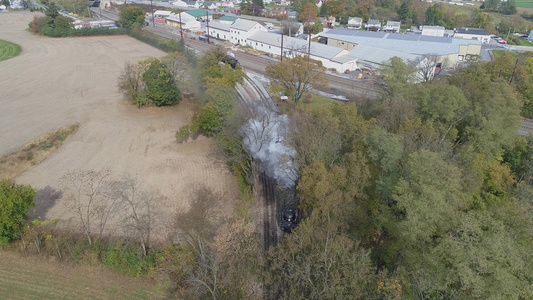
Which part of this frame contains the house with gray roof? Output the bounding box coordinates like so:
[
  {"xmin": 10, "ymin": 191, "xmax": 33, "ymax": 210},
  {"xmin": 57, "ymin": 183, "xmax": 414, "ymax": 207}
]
[
  {"xmin": 346, "ymin": 17, "xmax": 362, "ymax": 29},
  {"xmin": 383, "ymin": 21, "xmax": 400, "ymax": 33},
  {"xmin": 365, "ymin": 19, "xmax": 381, "ymax": 31}
]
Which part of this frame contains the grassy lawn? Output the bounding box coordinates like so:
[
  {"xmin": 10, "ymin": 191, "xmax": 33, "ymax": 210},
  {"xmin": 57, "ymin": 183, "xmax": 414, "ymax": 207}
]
[
  {"xmin": 492, "ymin": 49, "xmax": 520, "ymax": 59},
  {"xmin": 516, "ymin": 0, "xmax": 533, "ymax": 9},
  {"xmin": 515, "ymin": 38, "xmax": 533, "ymax": 46},
  {"xmin": 0, "ymin": 39, "xmax": 21, "ymax": 62}
]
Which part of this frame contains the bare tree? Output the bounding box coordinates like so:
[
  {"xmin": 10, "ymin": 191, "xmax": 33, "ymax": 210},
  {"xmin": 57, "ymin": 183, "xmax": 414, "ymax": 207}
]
[
  {"xmin": 118, "ymin": 61, "xmax": 144, "ymax": 100},
  {"xmin": 412, "ymin": 55, "xmax": 448, "ymax": 83},
  {"xmin": 61, "ymin": 169, "xmax": 111, "ymax": 246},
  {"xmin": 114, "ymin": 176, "xmax": 155, "ymax": 257}
]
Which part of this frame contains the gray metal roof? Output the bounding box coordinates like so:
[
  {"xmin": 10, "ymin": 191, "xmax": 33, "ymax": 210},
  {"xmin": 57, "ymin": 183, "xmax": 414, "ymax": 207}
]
[
  {"xmin": 455, "ymin": 27, "xmax": 490, "ymax": 36},
  {"xmin": 320, "ymin": 29, "xmax": 481, "ymax": 56},
  {"xmin": 349, "ymin": 44, "xmax": 418, "ymax": 65},
  {"xmin": 386, "ymin": 21, "xmax": 401, "ymax": 26},
  {"xmin": 422, "ymin": 25, "xmax": 445, "ymax": 30},
  {"xmin": 232, "ymin": 18, "xmax": 260, "ymax": 31},
  {"xmin": 208, "ymin": 20, "xmax": 231, "ymax": 31},
  {"xmin": 367, "ymin": 19, "xmax": 380, "ymax": 25},
  {"xmin": 248, "ymin": 32, "xmax": 347, "ymax": 60}
]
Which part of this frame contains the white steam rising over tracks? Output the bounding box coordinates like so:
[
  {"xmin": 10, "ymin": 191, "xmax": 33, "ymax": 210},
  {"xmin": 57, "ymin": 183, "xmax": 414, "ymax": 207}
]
[{"xmin": 242, "ymin": 104, "xmax": 298, "ymax": 189}]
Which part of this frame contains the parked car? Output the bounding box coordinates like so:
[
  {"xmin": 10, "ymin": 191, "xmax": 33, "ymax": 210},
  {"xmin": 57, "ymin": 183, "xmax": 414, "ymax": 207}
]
[{"xmin": 497, "ymin": 39, "xmax": 507, "ymax": 44}]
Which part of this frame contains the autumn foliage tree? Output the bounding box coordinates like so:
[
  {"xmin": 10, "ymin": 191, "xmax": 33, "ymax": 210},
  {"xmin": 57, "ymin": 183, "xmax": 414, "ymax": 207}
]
[{"xmin": 266, "ymin": 56, "xmax": 328, "ymax": 105}]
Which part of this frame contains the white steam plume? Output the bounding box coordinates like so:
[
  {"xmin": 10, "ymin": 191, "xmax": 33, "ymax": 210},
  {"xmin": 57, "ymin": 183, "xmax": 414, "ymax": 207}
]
[{"xmin": 242, "ymin": 105, "xmax": 297, "ymax": 188}]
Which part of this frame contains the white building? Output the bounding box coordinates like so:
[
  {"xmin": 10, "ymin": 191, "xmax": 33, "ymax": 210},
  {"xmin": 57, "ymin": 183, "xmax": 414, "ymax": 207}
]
[
  {"xmin": 421, "ymin": 25, "xmax": 445, "ymax": 37},
  {"xmin": 229, "ymin": 18, "xmax": 267, "ymax": 45},
  {"xmin": 454, "ymin": 27, "xmax": 491, "ymax": 44},
  {"xmin": 365, "ymin": 19, "xmax": 381, "ymax": 31},
  {"xmin": 153, "ymin": 10, "xmax": 172, "ymax": 18},
  {"xmin": 383, "ymin": 21, "xmax": 401, "ymax": 33},
  {"xmin": 166, "ymin": 12, "xmax": 202, "ymax": 30},
  {"xmin": 346, "ymin": 17, "xmax": 363, "ymax": 29},
  {"xmin": 529, "ymin": 30, "xmax": 533, "ymax": 42},
  {"xmin": 247, "ymin": 32, "xmax": 360, "ymax": 72}
]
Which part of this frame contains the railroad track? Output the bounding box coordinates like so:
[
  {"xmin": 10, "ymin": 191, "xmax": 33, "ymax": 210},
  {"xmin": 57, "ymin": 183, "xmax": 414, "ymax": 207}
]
[
  {"xmin": 519, "ymin": 118, "xmax": 533, "ymax": 136},
  {"xmin": 260, "ymin": 172, "xmax": 279, "ymax": 253}
]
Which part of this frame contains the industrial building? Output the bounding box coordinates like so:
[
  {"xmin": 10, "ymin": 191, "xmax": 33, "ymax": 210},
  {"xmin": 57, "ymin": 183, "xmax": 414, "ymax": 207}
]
[{"xmin": 320, "ymin": 29, "xmax": 482, "ymax": 69}]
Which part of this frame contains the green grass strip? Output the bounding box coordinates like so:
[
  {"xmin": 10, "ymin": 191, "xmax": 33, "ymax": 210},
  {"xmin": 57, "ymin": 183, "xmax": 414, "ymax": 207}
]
[{"xmin": 0, "ymin": 39, "xmax": 22, "ymax": 62}]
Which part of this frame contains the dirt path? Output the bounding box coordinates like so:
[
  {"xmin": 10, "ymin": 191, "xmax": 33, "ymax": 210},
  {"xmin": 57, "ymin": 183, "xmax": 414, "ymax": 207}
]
[{"xmin": 0, "ymin": 12, "xmax": 238, "ymax": 239}]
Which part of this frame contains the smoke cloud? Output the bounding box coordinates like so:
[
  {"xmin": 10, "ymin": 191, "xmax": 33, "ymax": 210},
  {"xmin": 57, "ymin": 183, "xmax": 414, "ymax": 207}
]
[{"xmin": 242, "ymin": 105, "xmax": 297, "ymax": 188}]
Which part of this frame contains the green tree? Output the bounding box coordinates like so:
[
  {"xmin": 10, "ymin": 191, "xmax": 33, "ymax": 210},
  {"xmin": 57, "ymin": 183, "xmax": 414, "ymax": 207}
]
[
  {"xmin": 0, "ymin": 180, "xmax": 36, "ymax": 244},
  {"xmin": 1, "ymin": 0, "xmax": 10, "ymax": 7},
  {"xmin": 119, "ymin": 6, "xmax": 145, "ymax": 29},
  {"xmin": 142, "ymin": 59, "xmax": 181, "ymax": 106},
  {"xmin": 378, "ymin": 56, "xmax": 416, "ymax": 96},
  {"xmin": 45, "ymin": 2, "xmax": 60, "ymax": 20},
  {"xmin": 471, "ymin": 9, "xmax": 490, "ymax": 29},
  {"xmin": 54, "ymin": 15, "xmax": 73, "ymax": 30},
  {"xmin": 300, "ymin": 3, "xmax": 318, "ymax": 32},
  {"xmin": 448, "ymin": 64, "xmax": 523, "ymax": 160},
  {"xmin": 292, "ymin": 0, "xmax": 314, "ymax": 16},
  {"xmin": 265, "ymin": 56, "xmax": 328, "ymax": 105},
  {"xmin": 399, "ymin": 1, "xmax": 412, "ymax": 22},
  {"xmin": 425, "ymin": 4, "xmax": 445, "ymax": 26}
]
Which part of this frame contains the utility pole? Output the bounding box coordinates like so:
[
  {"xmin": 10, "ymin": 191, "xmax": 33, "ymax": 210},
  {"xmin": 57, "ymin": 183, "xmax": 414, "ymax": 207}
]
[
  {"xmin": 150, "ymin": 0, "xmax": 154, "ymax": 27},
  {"xmin": 179, "ymin": 12, "xmax": 183, "ymax": 40},
  {"xmin": 206, "ymin": 11, "xmax": 210, "ymax": 43},
  {"xmin": 509, "ymin": 59, "xmax": 519, "ymax": 84},
  {"xmin": 307, "ymin": 31, "xmax": 311, "ymax": 63},
  {"xmin": 280, "ymin": 32, "xmax": 284, "ymax": 62}
]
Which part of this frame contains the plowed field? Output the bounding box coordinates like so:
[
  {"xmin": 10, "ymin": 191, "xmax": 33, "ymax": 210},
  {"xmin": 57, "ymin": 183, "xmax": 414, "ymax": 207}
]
[{"xmin": 0, "ymin": 12, "xmax": 238, "ymax": 242}]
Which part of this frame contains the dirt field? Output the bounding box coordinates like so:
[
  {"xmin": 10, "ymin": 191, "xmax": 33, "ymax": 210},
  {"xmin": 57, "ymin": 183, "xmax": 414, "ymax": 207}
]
[
  {"xmin": 0, "ymin": 250, "xmax": 164, "ymax": 299},
  {"xmin": 0, "ymin": 12, "xmax": 238, "ymax": 239}
]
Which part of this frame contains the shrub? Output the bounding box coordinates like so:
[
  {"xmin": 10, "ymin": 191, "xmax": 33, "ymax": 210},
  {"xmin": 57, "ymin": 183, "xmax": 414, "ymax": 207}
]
[
  {"xmin": 0, "ymin": 181, "xmax": 36, "ymax": 244},
  {"xmin": 176, "ymin": 125, "xmax": 191, "ymax": 142},
  {"xmin": 142, "ymin": 60, "xmax": 181, "ymax": 107}
]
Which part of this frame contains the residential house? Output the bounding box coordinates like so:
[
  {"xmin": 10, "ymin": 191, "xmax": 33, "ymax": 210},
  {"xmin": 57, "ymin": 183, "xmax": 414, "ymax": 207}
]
[
  {"xmin": 326, "ymin": 16, "xmax": 336, "ymax": 28},
  {"xmin": 273, "ymin": 0, "xmax": 290, "ymax": 5},
  {"xmin": 346, "ymin": 17, "xmax": 362, "ymax": 29},
  {"xmin": 201, "ymin": 1, "xmax": 218, "ymax": 10},
  {"xmin": 454, "ymin": 27, "xmax": 491, "ymax": 44},
  {"xmin": 365, "ymin": 19, "xmax": 381, "ymax": 31},
  {"xmin": 528, "ymin": 29, "xmax": 533, "ymax": 42},
  {"xmin": 185, "ymin": 0, "xmax": 198, "ymax": 7},
  {"xmin": 221, "ymin": 1, "xmax": 234, "ymax": 8},
  {"xmin": 315, "ymin": 0, "xmax": 323, "ymax": 8},
  {"xmin": 170, "ymin": 0, "xmax": 187, "ymax": 7},
  {"xmin": 383, "ymin": 21, "xmax": 400, "ymax": 33}
]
